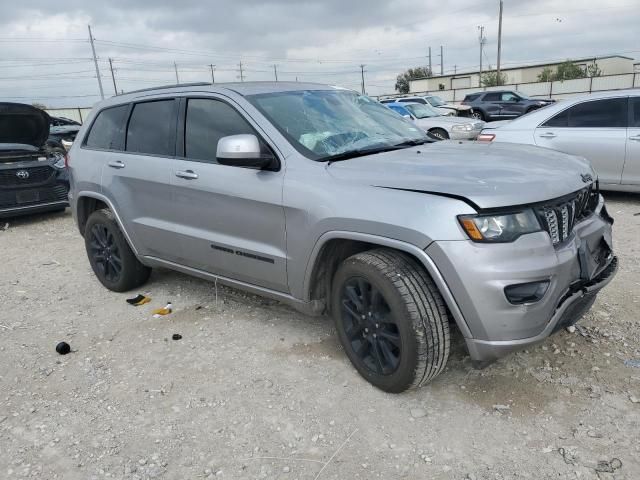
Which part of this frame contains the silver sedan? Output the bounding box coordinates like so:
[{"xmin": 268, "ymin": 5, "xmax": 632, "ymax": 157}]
[
  {"xmin": 385, "ymin": 102, "xmax": 485, "ymax": 140},
  {"xmin": 478, "ymin": 89, "xmax": 640, "ymax": 192}
]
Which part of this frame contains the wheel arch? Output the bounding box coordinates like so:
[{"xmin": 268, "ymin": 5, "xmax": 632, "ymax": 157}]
[
  {"xmin": 303, "ymin": 231, "xmax": 472, "ymax": 338},
  {"xmin": 75, "ymin": 192, "xmax": 140, "ymax": 256}
]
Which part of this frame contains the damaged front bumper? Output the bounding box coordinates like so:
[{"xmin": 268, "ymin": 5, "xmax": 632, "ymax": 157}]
[{"xmin": 427, "ymin": 196, "xmax": 617, "ymax": 364}]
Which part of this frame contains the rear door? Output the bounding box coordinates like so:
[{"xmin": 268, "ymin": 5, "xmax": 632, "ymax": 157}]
[
  {"xmin": 100, "ymin": 98, "xmax": 183, "ymax": 262},
  {"xmin": 533, "ymin": 97, "xmax": 628, "ymax": 186},
  {"xmin": 170, "ymin": 96, "xmax": 288, "ymax": 292},
  {"xmin": 623, "ymin": 96, "xmax": 640, "ymax": 185}
]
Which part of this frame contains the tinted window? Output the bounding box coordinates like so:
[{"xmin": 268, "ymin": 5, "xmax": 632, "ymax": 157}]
[
  {"xmin": 185, "ymin": 99, "xmax": 255, "ymax": 161},
  {"xmin": 464, "ymin": 93, "xmax": 481, "ymax": 102},
  {"xmin": 567, "ymin": 98, "xmax": 627, "ymax": 128},
  {"xmin": 388, "ymin": 105, "xmax": 410, "ymax": 116},
  {"xmin": 542, "ymin": 109, "xmax": 568, "ymax": 127},
  {"xmin": 85, "ymin": 105, "xmax": 128, "ymax": 150},
  {"xmin": 631, "ymin": 97, "xmax": 640, "ymax": 127},
  {"xmin": 126, "ymin": 100, "xmax": 177, "ymax": 156},
  {"xmin": 483, "ymin": 93, "xmax": 501, "ymax": 102}
]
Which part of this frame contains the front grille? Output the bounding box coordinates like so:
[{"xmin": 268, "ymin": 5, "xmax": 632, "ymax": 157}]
[
  {"xmin": 0, "ymin": 184, "xmax": 68, "ymax": 209},
  {"xmin": 0, "ymin": 166, "xmax": 55, "ymax": 187},
  {"xmin": 535, "ymin": 186, "xmax": 599, "ymax": 245}
]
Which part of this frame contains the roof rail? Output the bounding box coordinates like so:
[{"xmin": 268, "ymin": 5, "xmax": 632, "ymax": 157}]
[{"xmin": 124, "ymin": 82, "xmax": 212, "ymax": 95}]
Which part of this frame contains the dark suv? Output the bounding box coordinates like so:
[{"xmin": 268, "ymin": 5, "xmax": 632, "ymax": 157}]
[
  {"xmin": 0, "ymin": 103, "xmax": 69, "ymax": 218},
  {"xmin": 462, "ymin": 90, "xmax": 554, "ymax": 122}
]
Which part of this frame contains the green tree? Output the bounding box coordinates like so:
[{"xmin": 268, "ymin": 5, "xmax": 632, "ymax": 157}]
[
  {"xmin": 395, "ymin": 67, "xmax": 432, "ymax": 94},
  {"xmin": 480, "ymin": 70, "xmax": 508, "ymax": 87},
  {"xmin": 537, "ymin": 67, "xmax": 555, "ymax": 82},
  {"xmin": 586, "ymin": 62, "xmax": 603, "ymax": 77},
  {"xmin": 553, "ymin": 61, "xmax": 586, "ymax": 81}
]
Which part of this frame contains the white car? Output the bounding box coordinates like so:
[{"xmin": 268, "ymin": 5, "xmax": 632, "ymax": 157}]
[
  {"xmin": 477, "ymin": 90, "xmax": 640, "ymax": 192},
  {"xmin": 382, "ymin": 95, "xmax": 474, "ymax": 117},
  {"xmin": 386, "ymin": 102, "xmax": 484, "ymax": 140}
]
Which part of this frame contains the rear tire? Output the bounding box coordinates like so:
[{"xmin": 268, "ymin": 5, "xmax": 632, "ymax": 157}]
[
  {"xmin": 331, "ymin": 249, "xmax": 450, "ymax": 393},
  {"xmin": 471, "ymin": 110, "xmax": 485, "ymax": 121},
  {"xmin": 84, "ymin": 209, "xmax": 151, "ymax": 292}
]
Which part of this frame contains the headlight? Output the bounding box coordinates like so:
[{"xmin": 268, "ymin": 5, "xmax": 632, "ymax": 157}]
[
  {"xmin": 451, "ymin": 124, "xmax": 473, "ymax": 132},
  {"xmin": 458, "ymin": 209, "xmax": 541, "ymax": 242}
]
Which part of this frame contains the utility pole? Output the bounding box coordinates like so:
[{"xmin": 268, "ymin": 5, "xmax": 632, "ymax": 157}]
[
  {"xmin": 454, "ymin": 65, "xmax": 457, "ymax": 75},
  {"xmin": 209, "ymin": 64, "xmax": 215, "ymax": 84},
  {"xmin": 439, "ymin": 45, "xmax": 444, "ymax": 76},
  {"xmin": 360, "ymin": 64, "xmax": 366, "ymax": 95},
  {"xmin": 108, "ymin": 58, "xmax": 117, "ymax": 95},
  {"xmin": 478, "ymin": 25, "xmax": 486, "ymax": 87},
  {"xmin": 273, "ymin": 64, "xmax": 278, "ymax": 81},
  {"xmin": 428, "ymin": 46, "xmax": 432, "ymax": 74},
  {"xmin": 496, "ymin": 0, "xmax": 504, "ymax": 86},
  {"xmin": 87, "ymin": 25, "xmax": 104, "ymax": 100},
  {"xmin": 239, "ymin": 61, "xmax": 244, "ymax": 82},
  {"xmin": 174, "ymin": 62, "xmax": 179, "ymax": 83}
]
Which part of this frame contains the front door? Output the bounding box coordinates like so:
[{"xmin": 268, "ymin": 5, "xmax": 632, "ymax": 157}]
[
  {"xmin": 623, "ymin": 96, "xmax": 640, "ymax": 185},
  {"xmin": 170, "ymin": 97, "xmax": 288, "ymax": 292},
  {"xmin": 497, "ymin": 92, "xmax": 526, "ymax": 118},
  {"xmin": 534, "ymin": 97, "xmax": 628, "ymax": 187}
]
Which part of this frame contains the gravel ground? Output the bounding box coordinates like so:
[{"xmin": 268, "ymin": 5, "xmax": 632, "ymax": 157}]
[{"xmin": 1, "ymin": 193, "xmax": 639, "ymax": 480}]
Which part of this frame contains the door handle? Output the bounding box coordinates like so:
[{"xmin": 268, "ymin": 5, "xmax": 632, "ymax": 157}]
[
  {"xmin": 539, "ymin": 132, "xmax": 557, "ymax": 139},
  {"xmin": 175, "ymin": 170, "xmax": 199, "ymax": 180},
  {"xmin": 107, "ymin": 160, "xmax": 125, "ymax": 169},
  {"xmin": 629, "ymin": 135, "xmax": 640, "ymax": 141}
]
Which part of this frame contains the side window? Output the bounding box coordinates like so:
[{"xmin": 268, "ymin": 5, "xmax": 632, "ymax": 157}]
[
  {"xmin": 566, "ymin": 98, "xmax": 628, "ymax": 128},
  {"xmin": 631, "ymin": 97, "xmax": 640, "ymax": 127},
  {"xmin": 483, "ymin": 93, "xmax": 501, "ymax": 102},
  {"xmin": 126, "ymin": 100, "xmax": 177, "ymax": 156},
  {"xmin": 501, "ymin": 92, "xmax": 518, "ymax": 102},
  {"xmin": 184, "ymin": 98, "xmax": 256, "ymax": 162},
  {"xmin": 542, "ymin": 109, "xmax": 569, "ymax": 127},
  {"xmin": 85, "ymin": 105, "xmax": 129, "ymax": 150}
]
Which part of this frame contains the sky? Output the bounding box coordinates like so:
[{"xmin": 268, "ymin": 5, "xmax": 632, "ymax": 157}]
[{"xmin": 0, "ymin": 0, "xmax": 638, "ymax": 107}]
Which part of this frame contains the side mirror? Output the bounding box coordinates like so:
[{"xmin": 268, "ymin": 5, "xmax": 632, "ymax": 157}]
[
  {"xmin": 216, "ymin": 134, "xmax": 275, "ymax": 169},
  {"xmin": 61, "ymin": 139, "xmax": 73, "ymax": 152}
]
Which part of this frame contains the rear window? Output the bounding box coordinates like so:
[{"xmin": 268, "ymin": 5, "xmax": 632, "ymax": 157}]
[
  {"xmin": 483, "ymin": 93, "xmax": 501, "ymax": 102},
  {"xmin": 126, "ymin": 100, "xmax": 177, "ymax": 156},
  {"xmin": 85, "ymin": 105, "xmax": 128, "ymax": 150},
  {"xmin": 632, "ymin": 97, "xmax": 640, "ymax": 127}
]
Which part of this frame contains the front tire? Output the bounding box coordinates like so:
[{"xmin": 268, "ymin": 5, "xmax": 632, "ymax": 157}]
[
  {"xmin": 331, "ymin": 249, "xmax": 450, "ymax": 393},
  {"xmin": 84, "ymin": 209, "xmax": 151, "ymax": 292},
  {"xmin": 429, "ymin": 128, "xmax": 449, "ymax": 140}
]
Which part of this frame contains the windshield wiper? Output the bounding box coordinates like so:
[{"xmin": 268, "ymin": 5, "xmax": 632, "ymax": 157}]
[
  {"xmin": 393, "ymin": 138, "xmax": 433, "ymax": 147},
  {"xmin": 323, "ymin": 145, "xmax": 403, "ymax": 164}
]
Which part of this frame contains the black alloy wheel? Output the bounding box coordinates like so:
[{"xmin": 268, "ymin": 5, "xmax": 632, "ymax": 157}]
[
  {"xmin": 89, "ymin": 223, "xmax": 123, "ymax": 283},
  {"xmin": 340, "ymin": 276, "xmax": 401, "ymax": 375}
]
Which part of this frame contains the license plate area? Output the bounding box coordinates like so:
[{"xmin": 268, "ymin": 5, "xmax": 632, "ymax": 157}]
[{"xmin": 16, "ymin": 190, "xmax": 39, "ymax": 204}]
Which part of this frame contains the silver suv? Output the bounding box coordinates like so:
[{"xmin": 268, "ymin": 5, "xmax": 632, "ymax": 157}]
[{"xmin": 69, "ymin": 82, "xmax": 617, "ymax": 393}]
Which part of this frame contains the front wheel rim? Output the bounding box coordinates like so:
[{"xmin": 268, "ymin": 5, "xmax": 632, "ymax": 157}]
[
  {"xmin": 340, "ymin": 277, "xmax": 401, "ymax": 375},
  {"xmin": 89, "ymin": 223, "xmax": 123, "ymax": 282}
]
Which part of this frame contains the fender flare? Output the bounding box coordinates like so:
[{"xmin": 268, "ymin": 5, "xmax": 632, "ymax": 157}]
[
  {"xmin": 76, "ymin": 191, "xmax": 140, "ymax": 256},
  {"xmin": 302, "ymin": 231, "xmax": 472, "ymax": 338}
]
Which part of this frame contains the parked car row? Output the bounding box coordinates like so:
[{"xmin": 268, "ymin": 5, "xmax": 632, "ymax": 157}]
[
  {"xmin": 462, "ymin": 90, "xmax": 555, "ymax": 122},
  {"xmin": 381, "ymin": 95, "xmax": 474, "ymax": 117},
  {"xmin": 385, "ymin": 102, "xmax": 484, "ymax": 140}
]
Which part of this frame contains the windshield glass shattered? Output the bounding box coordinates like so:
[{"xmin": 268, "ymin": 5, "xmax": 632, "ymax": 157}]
[{"xmin": 248, "ymin": 89, "xmax": 428, "ymax": 161}]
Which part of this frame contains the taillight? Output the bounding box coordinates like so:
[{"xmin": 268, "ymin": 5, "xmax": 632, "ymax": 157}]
[{"xmin": 476, "ymin": 133, "xmax": 495, "ymax": 143}]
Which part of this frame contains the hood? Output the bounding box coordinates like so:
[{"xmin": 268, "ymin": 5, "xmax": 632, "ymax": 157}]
[
  {"xmin": 0, "ymin": 102, "xmax": 50, "ymax": 149},
  {"xmin": 439, "ymin": 104, "xmax": 472, "ymax": 112},
  {"xmin": 414, "ymin": 116, "xmax": 479, "ymax": 126},
  {"xmin": 327, "ymin": 142, "xmax": 593, "ymax": 210}
]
